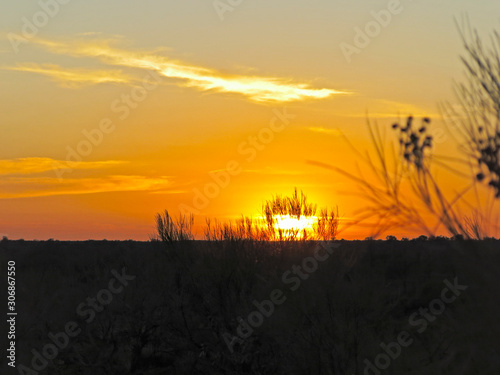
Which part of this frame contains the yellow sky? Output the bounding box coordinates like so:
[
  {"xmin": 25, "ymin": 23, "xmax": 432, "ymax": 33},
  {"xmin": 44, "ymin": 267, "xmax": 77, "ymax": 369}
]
[{"xmin": 0, "ymin": 1, "xmax": 499, "ymax": 239}]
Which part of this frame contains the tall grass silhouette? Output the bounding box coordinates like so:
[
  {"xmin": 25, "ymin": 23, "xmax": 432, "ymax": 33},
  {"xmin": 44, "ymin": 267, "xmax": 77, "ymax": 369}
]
[
  {"xmin": 443, "ymin": 18, "xmax": 500, "ymax": 199},
  {"xmin": 153, "ymin": 188, "xmax": 339, "ymax": 244},
  {"xmin": 152, "ymin": 210, "xmax": 194, "ymax": 242},
  {"xmin": 309, "ymin": 22, "xmax": 500, "ymax": 239},
  {"xmin": 262, "ymin": 188, "xmax": 339, "ymax": 241}
]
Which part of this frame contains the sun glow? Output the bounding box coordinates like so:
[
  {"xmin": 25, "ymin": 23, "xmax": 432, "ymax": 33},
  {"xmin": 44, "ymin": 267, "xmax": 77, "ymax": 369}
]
[
  {"xmin": 270, "ymin": 214, "xmax": 317, "ymax": 239},
  {"xmin": 273, "ymin": 214, "xmax": 316, "ymax": 231}
]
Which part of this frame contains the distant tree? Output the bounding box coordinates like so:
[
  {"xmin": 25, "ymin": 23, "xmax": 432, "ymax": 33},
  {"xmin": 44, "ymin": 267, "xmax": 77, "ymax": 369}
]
[
  {"xmin": 435, "ymin": 235, "xmax": 449, "ymax": 241},
  {"xmin": 385, "ymin": 235, "xmax": 397, "ymax": 241}
]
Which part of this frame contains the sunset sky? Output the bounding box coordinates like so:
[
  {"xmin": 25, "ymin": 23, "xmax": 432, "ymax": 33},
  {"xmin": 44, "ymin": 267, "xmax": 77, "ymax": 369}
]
[{"xmin": 1, "ymin": 0, "xmax": 499, "ymax": 240}]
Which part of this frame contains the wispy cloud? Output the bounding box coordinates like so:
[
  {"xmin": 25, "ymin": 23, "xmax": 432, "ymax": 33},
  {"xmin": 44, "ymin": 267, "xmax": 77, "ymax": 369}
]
[
  {"xmin": 149, "ymin": 189, "xmax": 188, "ymax": 195},
  {"xmin": 21, "ymin": 37, "xmax": 349, "ymax": 102},
  {"xmin": 2, "ymin": 63, "xmax": 132, "ymax": 86},
  {"xmin": 306, "ymin": 126, "xmax": 343, "ymax": 136},
  {"xmin": 345, "ymin": 100, "xmax": 439, "ymax": 119},
  {"xmin": 0, "ymin": 175, "xmax": 171, "ymax": 199},
  {"xmin": 242, "ymin": 167, "xmax": 305, "ymax": 175},
  {"xmin": 0, "ymin": 158, "xmax": 125, "ymax": 175}
]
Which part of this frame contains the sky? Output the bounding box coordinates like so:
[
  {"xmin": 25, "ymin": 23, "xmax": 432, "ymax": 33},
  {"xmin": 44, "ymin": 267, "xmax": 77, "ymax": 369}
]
[{"xmin": 0, "ymin": 0, "xmax": 499, "ymax": 240}]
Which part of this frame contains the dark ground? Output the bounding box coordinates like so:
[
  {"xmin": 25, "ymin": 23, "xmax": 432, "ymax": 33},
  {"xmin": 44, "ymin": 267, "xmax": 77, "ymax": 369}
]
[{"xmin": 1, "ymin": 238, "xmax": 499, "ymax": 374}]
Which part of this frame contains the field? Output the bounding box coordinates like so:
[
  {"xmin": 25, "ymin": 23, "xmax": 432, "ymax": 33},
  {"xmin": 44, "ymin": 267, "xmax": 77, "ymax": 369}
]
[{"xmin": 1, "ymin": 238, "xmax": 500, "ymax": 374}]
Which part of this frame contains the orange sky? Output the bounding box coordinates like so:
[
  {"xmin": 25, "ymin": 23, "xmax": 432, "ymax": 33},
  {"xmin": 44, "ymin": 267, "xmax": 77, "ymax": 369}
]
[{"xmin": 0, "ymin": 1, "xmax": 499, "ymax": 239}]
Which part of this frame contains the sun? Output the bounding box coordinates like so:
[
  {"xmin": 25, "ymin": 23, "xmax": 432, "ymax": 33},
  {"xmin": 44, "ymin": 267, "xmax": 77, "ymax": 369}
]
[
  {"xmin": 259, "ymin": 214, "xmax": 317, "ymax": 240},
  {"xmin": 273, "ymin": 214, "xmax": 316, "ymax": 233},
  {"xmin": 258, "ymin": 188, "xmax": 321, "ymax": 240}
]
